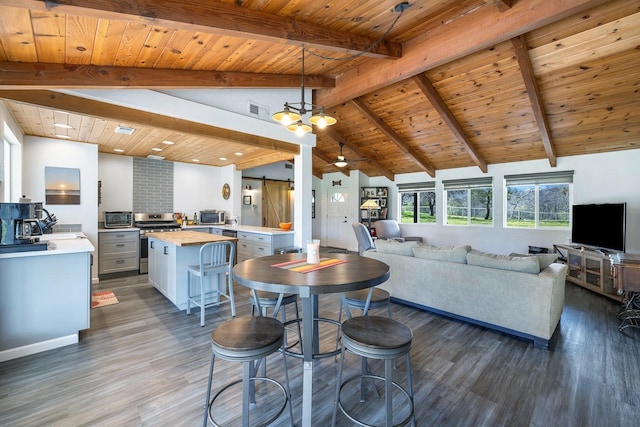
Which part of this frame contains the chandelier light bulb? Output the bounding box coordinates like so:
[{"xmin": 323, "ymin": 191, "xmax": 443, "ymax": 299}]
[
  {"xmin": 295, "ymin": 123, "xmax": 306, "ymax": 137},
  {"xmin": 281, "ymin": 112, "xmax": 293, "ymax": 126}
]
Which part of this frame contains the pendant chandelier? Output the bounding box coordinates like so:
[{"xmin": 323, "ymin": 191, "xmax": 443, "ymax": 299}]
[{"xmin": 272, "ymin": 46, "xmax": 336, "ymax": 136}]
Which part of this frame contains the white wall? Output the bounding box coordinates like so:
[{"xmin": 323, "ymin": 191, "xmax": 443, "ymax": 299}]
[
  {"xmin": 344, "ymin": 149, "xmax": 640, "ymax": 255},
  {"xmin": 98, "ymin": 153, "xmax": 133, "ymax": 220},
  {"xmin": 22, "ymin": 136, "xmax": 99, "ymax": 280}
]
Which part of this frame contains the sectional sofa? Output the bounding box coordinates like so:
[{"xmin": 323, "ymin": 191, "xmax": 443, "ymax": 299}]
[{"xmin": 363, "ymin": 240, "xmax": 567, "ymax": 349}]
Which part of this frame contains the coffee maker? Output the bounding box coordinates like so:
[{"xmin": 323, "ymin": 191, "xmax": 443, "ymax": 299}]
[{"xmin": 0, "ymin": 202, "xmax": 55, "ymax": 251}]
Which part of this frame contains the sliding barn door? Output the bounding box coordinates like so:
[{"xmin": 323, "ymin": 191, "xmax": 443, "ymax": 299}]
[{"xmin": 263, "ymin": 180, "xmax": 291, "ymax": 228}]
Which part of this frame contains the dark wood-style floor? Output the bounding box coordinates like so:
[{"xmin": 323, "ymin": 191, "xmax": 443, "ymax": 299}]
[{"xmin": 1, "ymin": 272, "xmax": 639, "ymax": 426}]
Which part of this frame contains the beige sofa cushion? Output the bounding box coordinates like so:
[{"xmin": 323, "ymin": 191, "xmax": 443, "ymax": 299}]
[
  {"xmin": 375, "ymin": 239, "xmax": 418, "ymax": 256},
  {"xmin": 510, "ymin": 252, "xmax": 558, "ymax": 270},
  {"xmin": 413, "ymin": 244, "xmax": 471, "ymax": 264},
  {"xmin": 467, "ymin": 249, "xmax": 540, "ymax": 274}
]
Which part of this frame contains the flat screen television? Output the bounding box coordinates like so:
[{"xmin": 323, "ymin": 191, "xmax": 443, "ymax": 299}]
[{"xmin": 571, "ymin": 203, "xmax": 626, "ymax": 252}]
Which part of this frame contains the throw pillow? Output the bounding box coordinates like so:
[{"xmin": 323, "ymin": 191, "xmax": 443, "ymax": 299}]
[
  {"xmin": 467, "ymin": 249, "xmax": 540, "ymax": 274},
  {"xmin": 375, "ymin": 239, "xmax": 419, "ymax": 256},
  {"xmin": 413, "ymin": 244, "xmax": 471, "ymax": 264},
  {"xmin": 510, "ymin": 252, "xmax": 558, "ymax": 270}
]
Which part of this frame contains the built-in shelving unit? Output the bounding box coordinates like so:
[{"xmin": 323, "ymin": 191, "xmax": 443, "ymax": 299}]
[{"xmin": 360, "ymin": 187, "xmax": 388, "ymax": 236}]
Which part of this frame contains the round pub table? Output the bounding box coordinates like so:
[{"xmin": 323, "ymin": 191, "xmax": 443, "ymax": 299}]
[{"xmin": 233, "ymin": 253, "xmax": 390, "ymax": 427}]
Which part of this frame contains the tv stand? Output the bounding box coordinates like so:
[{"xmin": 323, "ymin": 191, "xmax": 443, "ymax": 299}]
[{"xmin": 554, "ymin": 244, "xmax": 622, "ymax": 301}]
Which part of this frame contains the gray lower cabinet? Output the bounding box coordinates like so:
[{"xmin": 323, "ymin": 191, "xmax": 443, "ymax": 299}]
[
  {"xmin": 237, "ymin": 231, "xmax": 293, "ymax": 263},
  {"xmin": 99, "ymin": 230, "xmax": 140, "ymax": 276}
]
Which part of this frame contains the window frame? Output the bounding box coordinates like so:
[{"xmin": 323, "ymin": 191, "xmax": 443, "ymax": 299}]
[
  {"xmin": 443, "ymin": 177, "xmax": 493, "ymax": 226},
  {"xmin": 503, "ymin": 171, "xmax": 573, "ymax": 230},
  {"xmin": 397, "ymin": 182, "xmax": 436, "ymax": 224}
]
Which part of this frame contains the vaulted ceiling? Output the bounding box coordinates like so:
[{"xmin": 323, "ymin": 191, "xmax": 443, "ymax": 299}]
[{"xmin": 0, "ymin": 0, "xmax": 638, "ymax": 179}]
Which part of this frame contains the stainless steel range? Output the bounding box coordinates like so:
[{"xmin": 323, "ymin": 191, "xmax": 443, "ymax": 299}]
[{"xmin": 135, "ymin": 213, "xmax": 181, "ymax": 274}]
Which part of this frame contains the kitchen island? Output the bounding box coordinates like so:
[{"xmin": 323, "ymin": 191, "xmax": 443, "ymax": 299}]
[
  {"xmin": 146, "ymin": 231, "xmax": 237, "ymax": 310},
  {"xmin": 0, "ymin": 234, "xmax": 94, "ymax": 362}
]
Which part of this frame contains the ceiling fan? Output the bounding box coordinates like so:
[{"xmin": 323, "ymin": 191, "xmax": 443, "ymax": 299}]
[
  {"xmin": 334, "ymin": 142, "xmax": 349, "ymax": 167},
  {"xmin": 334, "ymin": 142, "xmax": 368, "ymax": 168}
]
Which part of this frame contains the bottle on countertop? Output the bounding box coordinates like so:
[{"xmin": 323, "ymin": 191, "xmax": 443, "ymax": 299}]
[{"xmin": 193, "ymin": 212, "xmax": 198, "ymax": 224}]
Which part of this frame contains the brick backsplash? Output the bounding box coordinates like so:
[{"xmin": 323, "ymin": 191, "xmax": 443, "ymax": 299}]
[{"xmin": 132, "ymin": 158, "xmax": 174, "ymax": 213}]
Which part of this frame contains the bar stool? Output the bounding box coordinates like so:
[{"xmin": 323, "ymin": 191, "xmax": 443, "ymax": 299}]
[
  {"xmin": 249, "ymin": 290, "xmax": 302, "ymax": 350},
  {"xmin": 203, "ymin": 316, "xmax": 294, "ymax": 427},
  {"xmin": 332, "ymin": 316, "xmax": 415, "ymax": 427},
  {"xmin": 334, "ymin": 287, "xmax": 391, "ymax": 354},
  {"xmin": 187, "ymin": 241, "xmax": 236, "ymax": 326}
]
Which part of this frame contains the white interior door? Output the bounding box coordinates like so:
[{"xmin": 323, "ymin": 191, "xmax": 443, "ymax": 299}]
[{"xmin": 325, "ymin": 186, "xmax": 351, "ymax": 249}]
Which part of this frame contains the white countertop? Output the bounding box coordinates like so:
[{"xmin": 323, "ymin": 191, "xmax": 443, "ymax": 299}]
[
  {"xmin": 0, "ymin": 234, "xmax": 95, "ymax": 259},
  {"xmin": 182, "ymin": 224, "xmax": 294, "ymax": 235}
]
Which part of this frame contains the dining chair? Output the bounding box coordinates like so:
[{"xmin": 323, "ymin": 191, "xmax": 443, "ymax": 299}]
[
  {"xmin": 187, "ymin": 241, "xmax": 236, "ymax": 326},
  {"xmin": 353, "ymin": 223, "xmax": 376, "ymax": 256}
]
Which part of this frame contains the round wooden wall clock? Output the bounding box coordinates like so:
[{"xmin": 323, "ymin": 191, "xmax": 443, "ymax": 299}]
[{"xmin": 222, "ymin": 183, "xmax": 231, "ymax": 200}]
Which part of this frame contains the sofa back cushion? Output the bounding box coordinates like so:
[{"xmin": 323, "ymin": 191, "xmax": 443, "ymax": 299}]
[
  {"xmin": 375, "ymin": 239, "xmax": 419, "ymax": 256},
  {"xmin": 467, "ymin": 249, "xmax": 540, "ymax": 274},
  {"xmin": 413, "ymin": 244, "xmax": 471, "ymax": 264},
  {"xmin": 510, "ymin": 252, "xmax": 558, "ymax": 270}
]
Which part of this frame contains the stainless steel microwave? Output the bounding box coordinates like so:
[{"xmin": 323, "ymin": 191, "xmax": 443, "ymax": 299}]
[
  {"xmin": 199, "ymin": 210, "xmax": 225, "ymax": 225},
  {"xmin": 104, "ymin": 211, "xmax": 133, "ymax": 228}
]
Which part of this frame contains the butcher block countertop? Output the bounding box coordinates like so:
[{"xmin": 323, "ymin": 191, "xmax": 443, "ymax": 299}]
[{"xmin": 145, "ymin": 230, "xmax": 237, "ymax": 247}]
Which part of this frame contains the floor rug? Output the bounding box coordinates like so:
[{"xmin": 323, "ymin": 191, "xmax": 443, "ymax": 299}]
[{"xmin": 91, "ymin": 290, "xmax": 119, "ymax": 308}]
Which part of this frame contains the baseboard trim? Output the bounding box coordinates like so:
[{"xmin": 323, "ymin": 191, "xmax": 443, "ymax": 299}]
[
  {"xmin": 389, "ymin": 297, "xmax": 554, "ymax": 350},
  {"xmin": 0, "ymin": 334, "xmax": 79, "ymax": 362}
]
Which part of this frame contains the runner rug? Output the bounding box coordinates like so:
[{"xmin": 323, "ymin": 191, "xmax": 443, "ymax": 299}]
[
  {"xmin": 91, "ymin": 290, "xmax": 119, "ymax": 308},
  {"xmin": 271, "ymin": 257, "xmax": 347, "ymax": 273}
]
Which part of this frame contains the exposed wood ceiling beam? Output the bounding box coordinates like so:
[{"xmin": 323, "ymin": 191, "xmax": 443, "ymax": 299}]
[
  {"xmin": 311, "ymin": 149, "xmax": 350, "ymax": 177},
  {"xmin": 2, "ymin": 0, "xmax": 401, "ymax": 59},
  {"xmin": 235, "ymin": 152, "xmax": 296, "ymax": 171},
  {"xmin": 0, "ymin": 90, "xmax": 300, "ymax": 154},
  {"xmin": 350, "ymin": 98, "xmax": 435, "ymax": 178},
  {"xmin": 511, "ymin": 36, "xmax": 557, "ymax": 167},
  {"xmin": 0, "ymin": 62, "xmax": 335, "ymax": 89},
  {"xmin": 412, "ymin": 74, "xmax": 488, "ymax": 173},
  {"xmin": 485, "ymin": 0, "xmax": 513, "ymax": 13},
  {"xmin": 316, "ymin": 0, "xmax": 609, "ymax": 108},
  {"xmin": 323, "ymin": 127, "xmax": 395, "ymax": 181}
]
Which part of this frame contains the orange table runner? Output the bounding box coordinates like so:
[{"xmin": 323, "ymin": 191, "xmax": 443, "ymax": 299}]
[{"xmin": 271, "ymin": 257, "xmax": 347, "ymax": 273}]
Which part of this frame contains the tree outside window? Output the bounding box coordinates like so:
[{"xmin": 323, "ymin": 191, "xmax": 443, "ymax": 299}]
[
  {"xmin": 400, "ymin": 190, "xmax": 436, "ymax": 223},
  {"xmin": 443, "ymin": 178, "xmax": 493, "ymax": 226},
  {"xmin": 506, "ymin": 183, "xmax": 570, "ymax": 228}
]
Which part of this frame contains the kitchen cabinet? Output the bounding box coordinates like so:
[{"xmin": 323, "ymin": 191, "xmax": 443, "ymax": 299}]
[
  {"xmin": 236, "ymin": 230, "xmax": 294, "ymax": 263},
  {"xmin": 98, "ymin": 230, "xmax": 139, "ymax": 277},
  {"xmin": 147, "ymin": 232, "xmax": 236, "ymax": 310}
]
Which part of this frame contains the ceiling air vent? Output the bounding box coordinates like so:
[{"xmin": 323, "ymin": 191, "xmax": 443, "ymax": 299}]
[
  {"xmin": 147, "ymin": 154, "xmax": 165, "ymax": 160},
  {"xmin": 284, "ymin": 163, "xmax": 293, "ymax": 169},
  {"xmin": 114, "ymin": 126, "xmax": 135, "ymax": 135},
  {"xmin": 248, "ymin": 101, "xmax": 269, "ymax": 120}
]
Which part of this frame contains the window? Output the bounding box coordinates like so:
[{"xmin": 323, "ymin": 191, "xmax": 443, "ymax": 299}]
[
  {"xmin": 504, "ymin": 171, "xmax": 573, "ymax": 229},
  {"xmin": 397, "ymin": 182, "xmax": 436, "ymax": 223},
  {"xmin": 443, "ymin": 178, "xmax": 493, "ymax": 225}
]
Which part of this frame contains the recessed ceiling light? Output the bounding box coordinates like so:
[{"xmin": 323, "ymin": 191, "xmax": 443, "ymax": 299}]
[
  {"xmin": 152, "ymin": 147, "xmax": 163, "ymax": 152},
  {"xmin": 219, "ymin": 157, "xmax": 227, "ymax": 161},
  {"xmin": 192, "ymin": 159, "xmax": 200, "ymax": 162},
  {"xmin": 114, "ymin": 125, "xmax": 135, "ymax": 135},
  {"xmin": 162, "ymin": 140, "xmax": 175, "ymax": 145},
  {"xmin": 235, "ymin": 152, "xmax": 244, "ymax": 156},
  {"xmin": 113, "ymin": 148, "xmax": 125, "ymax": 153},
  {"xmin": 54, "ymin": 123, "xmax": 73, "ymax": 129}
]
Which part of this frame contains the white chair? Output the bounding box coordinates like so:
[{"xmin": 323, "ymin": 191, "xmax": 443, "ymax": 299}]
[{"xmin": 187, "ymin": 241, "xmax": 236, "ymax": 326}]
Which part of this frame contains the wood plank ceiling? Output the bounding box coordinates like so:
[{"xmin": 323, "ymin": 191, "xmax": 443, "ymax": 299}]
[{"xmin": 0, "ymin": 0, "xmax": 638, "ymax": 178}]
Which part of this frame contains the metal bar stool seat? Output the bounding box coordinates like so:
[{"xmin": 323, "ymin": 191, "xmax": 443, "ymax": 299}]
[
  {"xmin": 203, "ymin": 316, "xmax": 294, "ymax": 427},
  {"xmin": 332, "ymin": 316, "xmax": 415, "ymax": 427},
  {"xmin": 250, "ymin": 290, "xmax": 302, "ymax": 350},
  {"xmin": 187, "ymin": 241, "xmax": 236, "ymax": 326},
  {"xmin": 335, "ymin": 287, "xmax": 391, "ymax": 355}
]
